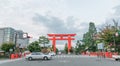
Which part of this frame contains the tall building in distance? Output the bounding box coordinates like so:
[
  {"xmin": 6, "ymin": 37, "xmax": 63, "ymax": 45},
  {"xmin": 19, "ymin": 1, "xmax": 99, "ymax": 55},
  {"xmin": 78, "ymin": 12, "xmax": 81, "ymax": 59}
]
[
  {"xmin": 0, "ymin": 27, "xmax": 15, "ymax": 45},
  {"xmin": 0, "ymin": 27, "xmax": 29, "ymax": 48}
]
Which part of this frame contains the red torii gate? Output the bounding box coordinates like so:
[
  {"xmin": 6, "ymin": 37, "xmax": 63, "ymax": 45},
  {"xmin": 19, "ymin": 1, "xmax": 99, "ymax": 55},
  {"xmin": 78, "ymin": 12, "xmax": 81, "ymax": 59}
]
[{"xmin": 47, "ymin": 34, "xmax": 76, "ymax": 53}]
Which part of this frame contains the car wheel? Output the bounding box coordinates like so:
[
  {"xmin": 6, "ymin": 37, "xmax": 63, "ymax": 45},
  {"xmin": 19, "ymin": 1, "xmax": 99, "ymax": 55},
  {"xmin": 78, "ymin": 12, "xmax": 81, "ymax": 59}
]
[
  {"xmin": 115, "ymin": 58, "xmax": 119, "ymax": 61},
  {"xmin": 28, "ymin": 57, "xmax": 32, "ymax": 61},
  {"xmin": 44, "ymin": 56, "xmax": 48, "ymax": 60}
]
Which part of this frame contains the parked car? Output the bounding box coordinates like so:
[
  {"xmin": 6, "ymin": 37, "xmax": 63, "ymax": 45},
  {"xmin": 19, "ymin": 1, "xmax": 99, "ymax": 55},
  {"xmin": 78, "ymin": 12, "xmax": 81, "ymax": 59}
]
[
  {"xmin": 48, "ymin": 52, "xmax": 56, "ymax": 56},
  {"xmin": 25, "ymin": 52, "xmax": 52, "ymax": 61}
]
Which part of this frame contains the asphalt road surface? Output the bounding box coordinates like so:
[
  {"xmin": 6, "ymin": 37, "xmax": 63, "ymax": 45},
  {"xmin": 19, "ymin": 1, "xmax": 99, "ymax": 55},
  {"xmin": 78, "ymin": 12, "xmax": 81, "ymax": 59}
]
[{"xmin": 0, "ymin": 55, "xmax": 120, "ymax": 66}]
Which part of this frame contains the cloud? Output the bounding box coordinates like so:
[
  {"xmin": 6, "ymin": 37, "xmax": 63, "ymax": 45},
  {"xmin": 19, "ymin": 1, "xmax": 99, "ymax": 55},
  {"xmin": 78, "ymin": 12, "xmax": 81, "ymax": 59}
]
[
  {"xmin": 32, "ymin": 14, "xmax": 66, "ymax": 33},
  {"xmin": 32, "ymin": 13, "xmax": 91, "ymax": 44},
  {"xmin": 104, "ymin": 3, "xmax": 120, "ymax": 26},
  {"xmin": 114, "ymin": 6, "xmax": 120, "ymax": 15},
  {"xmin": 32, "ymin": 14, "xmax": 89, "ymax": 35}
]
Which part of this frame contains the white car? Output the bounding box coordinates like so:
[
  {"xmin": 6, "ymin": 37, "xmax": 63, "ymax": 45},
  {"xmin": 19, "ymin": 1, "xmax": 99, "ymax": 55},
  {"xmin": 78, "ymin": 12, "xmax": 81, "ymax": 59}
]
[
  {"xmin": 49, "ymin": 52, "xmax": 56, "ymax": 56},
  {"xmin": 25, "ymin": 52, "xmax": 52, "ymax": 61},
  {"xmin": 112, "ymin": 55, "xmax": 120, "ymax": 61}
]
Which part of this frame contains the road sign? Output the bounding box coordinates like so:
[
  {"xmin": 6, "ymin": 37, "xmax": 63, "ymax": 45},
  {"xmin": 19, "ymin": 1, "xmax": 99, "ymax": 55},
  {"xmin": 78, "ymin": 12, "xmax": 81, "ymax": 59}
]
[{"xmin": 97, "ymin": 43, "xmax": 104, "ymax": 49}]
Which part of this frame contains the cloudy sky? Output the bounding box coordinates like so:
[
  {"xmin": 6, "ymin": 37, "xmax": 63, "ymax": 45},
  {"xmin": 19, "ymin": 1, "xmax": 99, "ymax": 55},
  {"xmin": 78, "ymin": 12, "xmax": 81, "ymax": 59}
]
[{"xmin": 0, "ymin": 0, "xmax": 120, "ymax": 49}]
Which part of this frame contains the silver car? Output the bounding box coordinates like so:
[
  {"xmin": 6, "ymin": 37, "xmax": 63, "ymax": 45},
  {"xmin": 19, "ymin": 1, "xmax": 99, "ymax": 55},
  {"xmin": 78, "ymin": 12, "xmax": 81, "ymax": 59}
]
[{"xmin": 25, "ymin": 52, "xmax": 52, "ymax": 61}]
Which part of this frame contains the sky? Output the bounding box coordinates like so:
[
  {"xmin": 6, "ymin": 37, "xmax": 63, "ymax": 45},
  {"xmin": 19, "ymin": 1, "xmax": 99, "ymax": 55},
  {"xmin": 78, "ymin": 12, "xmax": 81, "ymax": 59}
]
[{"xmin": 0, "ymin": 0, "xmax": 120, "ymax": 50}]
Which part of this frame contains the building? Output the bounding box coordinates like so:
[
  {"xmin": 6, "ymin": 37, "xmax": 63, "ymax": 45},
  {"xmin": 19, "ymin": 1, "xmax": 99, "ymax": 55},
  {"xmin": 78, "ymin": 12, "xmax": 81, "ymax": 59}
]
[
  {"xmin": 16, "ymin": 30, "xmax": 24, "ymax": 39},
  {"xmin": 0, "ymin": 27, "xmax": 29, "ymax": 48},
  {"xmin": 15, "ymin": 30, "xmax": 29, "ymax": 48},
  {"xmin": 0, "ymin": 27, "xmax": 15, "ymax": 45},
  {"xmin": 17, "ymin": 38, "xmax": 29, "ymax": 48}
]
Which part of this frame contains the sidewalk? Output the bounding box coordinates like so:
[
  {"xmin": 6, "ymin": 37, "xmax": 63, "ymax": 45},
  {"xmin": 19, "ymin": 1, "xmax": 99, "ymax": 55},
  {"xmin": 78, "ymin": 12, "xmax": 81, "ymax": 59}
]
[{"xmin": 0, "ymin": 58, "xmax": 23, "ymax": 64}]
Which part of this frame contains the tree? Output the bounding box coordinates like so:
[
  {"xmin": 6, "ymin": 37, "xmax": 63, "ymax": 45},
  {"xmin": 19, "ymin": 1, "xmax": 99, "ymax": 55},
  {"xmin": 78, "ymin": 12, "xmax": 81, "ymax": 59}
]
[
  {"xmin": 27, "ymin": 41, "xmax": 41, "ymax": 52},
  {"xmin": 83, "ymin": 32, "xmax": 90, "ymax": 49},
  {"xmin": 70, "ymin": 47, "xmax": 74, "ymax": 53},
  {"xmin": 98, "ymin": 21, "xmax": 120, "ymax": 52},
  {"xmin": 75, "ymin": 40, "xmax": 81, "ymax": 54},
  {"xmin": 99, "ymin": 24, "xmax": 115, "ymax": 45},
  {"xmin": 64, "ymin": 43, "xmax": 68, "ymax": 54},
  {"xmin": 82, "ymin": 22, "xmax": 97, "ymax": 52},
  {"xmin": 1, "ymin": 43, "xmax": 14, "ymax": 52},
  {"xmin": 56, "ymin": 48, "xmax": 59, "ymax": 54},
  {"xmin": 39, "ymin": 36, "xmax": 49, "ymax": 48},
  {"xmin": 88, "ymin": 22, "xmax": 97, "ymax": 51}
]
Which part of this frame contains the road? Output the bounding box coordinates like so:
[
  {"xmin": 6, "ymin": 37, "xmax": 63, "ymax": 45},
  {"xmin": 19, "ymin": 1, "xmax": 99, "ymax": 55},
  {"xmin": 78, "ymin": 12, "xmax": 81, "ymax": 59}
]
[{"xmin": 0, "ymin": 55, "xmax": 120, "ymax": 66}]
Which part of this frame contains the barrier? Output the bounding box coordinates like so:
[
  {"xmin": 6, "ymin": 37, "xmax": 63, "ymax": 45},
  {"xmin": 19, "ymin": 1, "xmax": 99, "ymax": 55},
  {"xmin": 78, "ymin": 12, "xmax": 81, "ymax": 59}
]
[
  {"xmin": 105, "ymin": 52, "xmax": 113, "ymax": 58},
  {"xmin": 15, "ymin": 54, "xmax": 19, "ymax": 58},
  {"xmin": 90, "ymin": 52, "xmax": 97, "ymax": 56},
  {"xmin": 81, "ymin": 51, "xmax": 117, "ymax": 58},
  {"xmin": 108, "ymin": 52, "xmax": 112, "ymax": 58},
  {"xmin": 105, "ymin": 52, "xmax": 109, "ymax": 58},
  {"xmin": 10, "ymin": 54, "xmax": 15, "ymax": 59}
]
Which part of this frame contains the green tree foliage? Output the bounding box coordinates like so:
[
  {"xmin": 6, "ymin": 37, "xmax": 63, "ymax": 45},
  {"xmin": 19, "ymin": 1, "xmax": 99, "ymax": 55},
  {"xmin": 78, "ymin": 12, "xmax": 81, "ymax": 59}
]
[
  {"xmin": 27, "ymin": 41, "xmax": 41, "ymax": 52},
  {"xmin": 64, "ymin": 43, "xmax": 68, "ymax": 54},
  {"xmin": 82, "ymin": 22, "xmax": 97, "ymax": 52},
  {"xmin": 70, "ymin": 47, "xmax": 74, "ymax": 53},
  {"xmin": 1, "ymin": 43, "xmax": 14, "ymax": 52},
  {"xmin": 99, "ymin": 24, "xmax": 115, "ymax": 44},
  {"xmin": 83, "ymin": 32, "xmax": 91, "ymax": 48},
  {"xmin": 75, "ymin": 40, "xmax": 81, "ymax": 54},
  {"xmin": 98, "ymin": 21, "xmax": 120, "ymax": 52},
  {"xmin": 39, "ymin": 36, "xmax": 49, "ymax": 48},
  {"xmin": 75, "ymin": 40, "xmax": 85, "ymax": 54},
  {"xmin": 56, "ymin": 48, "xmax": 59, "ymax": 54},
  {"xmin": 88, "ymin": 22, "xmax": 97, "ymax": 49},
  {"xmin": 64, "ymin": 43, "xmax": 73, "ymax": 54}
]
